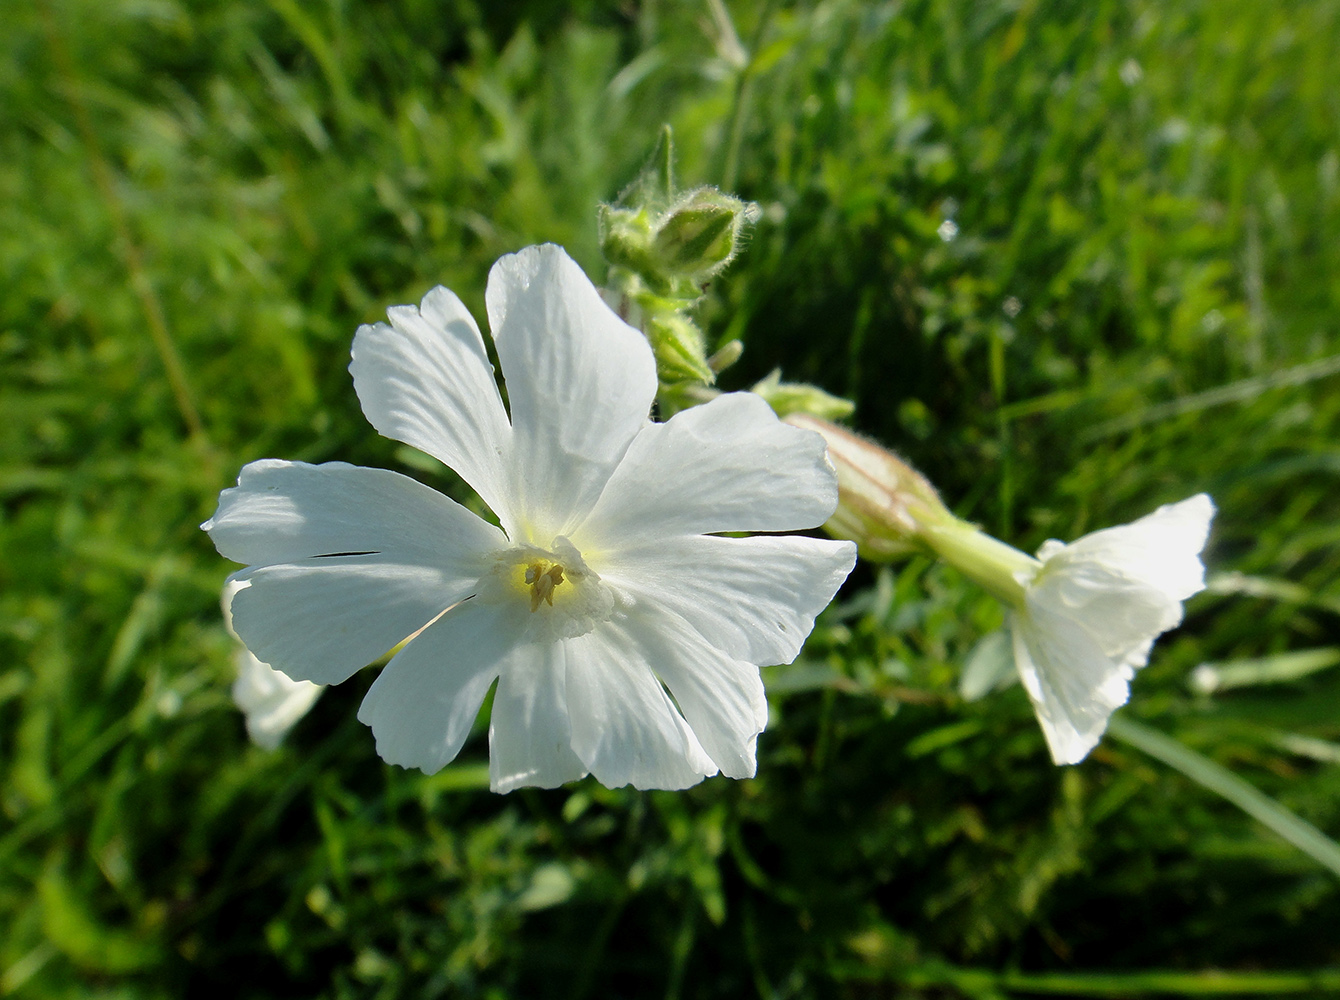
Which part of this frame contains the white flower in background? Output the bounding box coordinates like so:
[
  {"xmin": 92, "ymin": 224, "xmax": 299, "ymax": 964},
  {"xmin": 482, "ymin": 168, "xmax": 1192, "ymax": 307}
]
[
  {"xmin": 1007, "ymin": 494, "xmax": 1215, "ymax": 764},
  {"xmin": 782, "ymin": 415, "xmax": 1215, "ymax": 766},
  {"xmin": 204, "ymin": 244, "xmax": 855, "ymax": 791},
  {"xmin": 223, "ymin": 579, "xmax": 322, "ymax": 750}
]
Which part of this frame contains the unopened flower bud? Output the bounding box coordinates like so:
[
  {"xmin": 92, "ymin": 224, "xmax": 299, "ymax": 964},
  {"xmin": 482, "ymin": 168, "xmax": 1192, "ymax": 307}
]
[
  {"xmin": 597, "ymin": 203, "xmax": 660, "ymax": 280},
  {"xmin": 647, "ymin": 312, "xmax": 714, "ymax": 384},
  {"xmin": 599, "ymin": 127, "xmax": 758, "ymax": 306},
  {"xmin": 598, "ymin": 127, "xmax": 761, "ymax": 394},
  {"xmin": 707, "ymin": 339, "xmax": 744, "ymax": 374},
  {"xmin": 654, "ymin": 190, "xmax": 759, "ymax": 282},
  {"xmin": 655, "ymin": 202, "xmax": 737, "ymax": 273},
  {"xmin": 752, "ymin": 370, "xmax": 855, "ymax": 420}
]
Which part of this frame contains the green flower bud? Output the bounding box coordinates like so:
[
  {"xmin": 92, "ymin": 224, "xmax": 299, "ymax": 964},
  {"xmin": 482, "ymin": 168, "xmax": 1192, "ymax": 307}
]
[
  {"xmin": 599, "ymin": 125, "xmax": 759, "ymax": 391},
  {"xmin": 596, "ymin": 204, "xmax": 658, "ymax": 281},
  {"xmin": 653, "ymin": 190, "xmax": 759, "ymax": 282},
  {"xmin": 600, "ymin": 128, "xmax": 758, "ymax": 295},
  {"xmin": 654, "ymin": 203, "xmax": 737, "ymax": 275},
  {"xmin": 707, "ymin": 339, "xmax": 744, "ymax": 374},
  {"xmin": 647, "ymin": 312, "xmax": 714, "ymax": 384},
  {"xmin": 752, "ymin": 369, "xmax": 855, "ymax": 420}
]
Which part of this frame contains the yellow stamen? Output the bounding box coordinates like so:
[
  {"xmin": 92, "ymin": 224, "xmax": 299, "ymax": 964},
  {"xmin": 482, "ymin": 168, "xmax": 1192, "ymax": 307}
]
[{"xmin": 526, "ymin": 562, "xmax": 566, "ymax": 612}]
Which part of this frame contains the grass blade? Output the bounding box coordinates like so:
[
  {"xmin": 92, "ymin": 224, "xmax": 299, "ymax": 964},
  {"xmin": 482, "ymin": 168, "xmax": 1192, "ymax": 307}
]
[{"xmin": 1108, "ymin": 716, "xmax": 1340, "ymax": 880}]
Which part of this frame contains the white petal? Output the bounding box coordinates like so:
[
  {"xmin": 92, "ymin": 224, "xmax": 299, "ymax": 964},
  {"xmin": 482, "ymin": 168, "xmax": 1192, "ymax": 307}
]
[
  {"xmin": 204, "ymin": 460, "xmax": 505, "ymax": 568},
  {"xmin": 618, "ymin": 609, "xmax": 768, "ymax": 779},
  {"xmin": 229, "ymin": 561, "xmax": 473, "ymax": 686},
  {"xmin": 1042, "ymin": 494, "xmax": 1214, "ymax": 603},
  {"xmin": 1009, "ymin": 495, "xmax": 1214, "ymax": 765},
  {"xmin": 1011, "ymin": 607, "xmax": 1132, "ymax": 765},
  {"xmin": 356, "ymin": 599, "xmax": 519, "ymax": 773},
  {"xmin": 488, "ymin": 642, "xmax": 589, "ymax": 793},
  {"xmin": 206, "ymin": 461, "xmax": 505, "ymax": 685},
  {"xmin": 599, "ymin": 534, "xmax": 856, "ymax": 666},
  {"xmin": 350, "ymin": 287, "xmax": 514, "ymax": 526},
  {"xmin": 231, "ymin": 646, "xmax": 323, "ymax": 751},
  {"xmin": 576, "ymin": 393, "xmax": 839, "ymax": 548},
  {"xmin": 1026, "ymin": 560, "xmax": 1183, "ymax": 667},
  {"xmin": 1030, "ymin": 493, "xmax": 1214, "ymax": 668},
  {"xmin": 563, "ymin": 621, "xmax": 717, "ymax": 790},
  {"xmin": 486, "ymin": 245, "xmax": 657, "ymax": 542}
]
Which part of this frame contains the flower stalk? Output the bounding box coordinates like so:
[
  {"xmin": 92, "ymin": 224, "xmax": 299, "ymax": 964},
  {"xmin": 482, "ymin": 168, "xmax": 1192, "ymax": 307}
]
[{"xmin": 922, "ymin": 522, "xmax": 1035, "ymax": 607}]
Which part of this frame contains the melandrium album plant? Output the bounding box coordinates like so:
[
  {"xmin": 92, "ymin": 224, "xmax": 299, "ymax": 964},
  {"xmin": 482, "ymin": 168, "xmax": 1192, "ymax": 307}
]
[
  {"xmin": 205, "ymin": 245, "xmax": 855, "ymax": 790},
  {"xmin": 789, "ymin": 413, "xmax": 1215, "ymax": 764},
  {"xmin": 208, "ymin": 129, "xmax": 1220, "ymax": 782}
]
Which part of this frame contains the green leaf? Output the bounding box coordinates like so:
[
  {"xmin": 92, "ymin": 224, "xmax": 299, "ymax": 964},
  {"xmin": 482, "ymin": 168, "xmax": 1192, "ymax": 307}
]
[{"xmin": 1108, "ymin": 716, "xmax": 1340, "ymax": 881}]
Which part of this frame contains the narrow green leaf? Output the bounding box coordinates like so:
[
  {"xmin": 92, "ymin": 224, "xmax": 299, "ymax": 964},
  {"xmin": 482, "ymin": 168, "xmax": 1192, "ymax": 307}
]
[{"xmin": 1108, "ymin": 716, "xmax": 1340, "ymax": 880}]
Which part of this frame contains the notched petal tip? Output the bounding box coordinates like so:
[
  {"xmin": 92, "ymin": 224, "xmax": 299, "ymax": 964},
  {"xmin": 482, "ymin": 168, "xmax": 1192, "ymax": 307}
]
[{"xmin": 348, "ymin": 283, "xmax": 514, "ymax": 525}]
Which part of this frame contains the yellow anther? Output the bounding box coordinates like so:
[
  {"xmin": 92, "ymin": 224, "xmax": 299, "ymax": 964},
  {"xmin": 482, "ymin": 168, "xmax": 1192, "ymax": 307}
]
[{"xmin": 527, "ymin": 562, "xmax": 566, "ymax": 612}]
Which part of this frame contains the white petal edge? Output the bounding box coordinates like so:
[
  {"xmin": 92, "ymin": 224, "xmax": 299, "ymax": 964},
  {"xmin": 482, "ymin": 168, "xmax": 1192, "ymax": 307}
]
[
  {"xmin": 488, "ymin": 641, "xmax": 589, "ymax": 793},
  {"xmin": 486, "ymin": 244, "xmax": 657, "ymax": 543},
  {"xmin": 229, "ymin": 560, "xmax": 474, "ymax": 686},
  {"xmin": 1027, "ymin": 492, "xmax": 1213, "ymax": 678},
  {"xmin": 223, "ymin": 579, "xmax": 322, "ymax": 749},
  {"xmin": 1011, "ymin": 607, "xmax": 1133, "ymax": 765},
  {"xmin": 356, "ymin": 599, "xmax": 520, "ymax": 774},
  {"xmin": 209, "ymin": 462, "xmax": 504, "ymax": 686},
  {"xmin": 617, "ymin": 608, "xmax": 769, "ymax": 779},
  {"xmin": 599, "ymin": 534, "xmax": 856, "ymax": 666},
  {"xmin": 1038, "ymin": 494, "xmax": 1214, "ymax": 603},
  {"xmin": 350, "ymin": 286, "xmax": 515, "ymax": 528},
  {"xmin": 576, "ymin": 392, "xmax": 840, "ymax": 549},
  {"xmin": 563, "ymin": 621, "xmax": 718, "ymax": 790},
  {"xmin": 204, "ymin": 460, "xmax": 505, "ymax": 569},
  {"xmin": 1027, "ymin": 565, "xmax": 1184, "ymax": 675}
]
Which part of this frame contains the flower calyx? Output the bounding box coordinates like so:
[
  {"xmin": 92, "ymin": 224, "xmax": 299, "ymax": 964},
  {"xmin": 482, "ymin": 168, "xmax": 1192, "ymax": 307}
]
[{"xmin": 784, "ymin": 413, "xmax": 955, "ymax": 561}]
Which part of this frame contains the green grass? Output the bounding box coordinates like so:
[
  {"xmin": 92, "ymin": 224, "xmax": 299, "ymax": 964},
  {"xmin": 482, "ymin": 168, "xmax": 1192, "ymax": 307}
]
[{"xmin": 2, "ymin": 0, "xmax": 1339, "ymax": 996}]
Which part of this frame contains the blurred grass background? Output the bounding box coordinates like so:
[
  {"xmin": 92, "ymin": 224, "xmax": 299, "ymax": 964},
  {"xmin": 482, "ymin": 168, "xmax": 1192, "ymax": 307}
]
[{"xmin": 3, "ymin": 0, "xmax": 1340, "ymax": 996}]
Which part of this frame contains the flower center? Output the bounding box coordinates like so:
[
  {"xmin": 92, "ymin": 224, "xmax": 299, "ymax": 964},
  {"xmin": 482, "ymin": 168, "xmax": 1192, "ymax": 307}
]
[
  {"xmin": 524, "ymin": 560, "xmax": 567, "ymax": 612},
  {"xmin": 479, "ymin": 536, "xmax": 617, "ymax": 641}
]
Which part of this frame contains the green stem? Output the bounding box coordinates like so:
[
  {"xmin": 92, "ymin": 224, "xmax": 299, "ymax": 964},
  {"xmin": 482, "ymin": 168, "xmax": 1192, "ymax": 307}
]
[
  {"xmin": 924, "ymin": 522, "xmax": 1037, "ymax": 606},
  {"xmin": 836, "ymin": 960, "xmax": 1340, "ymax": 996},
  {"xmin": 719, "ymin": 0, "xmax": 776, "ymax": 191}
]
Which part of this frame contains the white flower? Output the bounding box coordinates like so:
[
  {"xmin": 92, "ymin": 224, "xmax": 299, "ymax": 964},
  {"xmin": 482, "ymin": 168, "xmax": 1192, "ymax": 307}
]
[
  {"xmin": 204, "ymin": 244, "xmax": 855, "ymax": 791},
  {"xmin": 1010, "ymin": 494, "xmax": 1215, "ymax": 765},
  {"xmin": 223, "ymin": 580, "xmax": 322, "ymax": 750}
]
